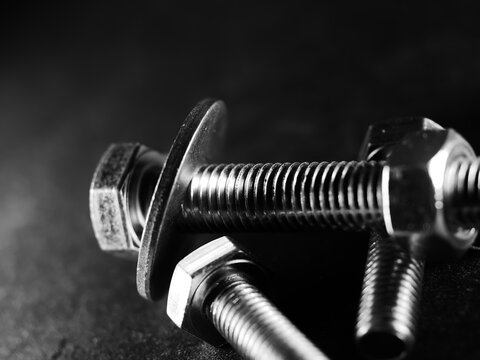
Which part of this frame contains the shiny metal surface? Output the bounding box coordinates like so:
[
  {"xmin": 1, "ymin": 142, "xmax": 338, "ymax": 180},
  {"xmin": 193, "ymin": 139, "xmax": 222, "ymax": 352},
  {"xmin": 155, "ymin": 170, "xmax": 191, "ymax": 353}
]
[
  {"xmin": 167, "ymin": 237, "xmax": 329, "ymax": 360},
  {"xmin": 358, "ymin": 117, "xmax": 443, "ymax": 162},
  {"xmin": 356, "ymin": 233, "xmax": 424, "ymax": 360},
  {"xmin": 89, "ymin": 143, "xmax": 165, "ymax": 258},
  {"xmin": 385, "ymin": 128, "xmax": 477, "ymax": 258},
  {"xmin": 447, "ymin": 157, "xmax": 480, "ymax": 229},
  {"xmin": 138, "ymin": 98, "xmax": 227, "ymax": 299},
  {"xmin": 356, "ymin": 118, "xmax": 429, "ymax": 360},
  {"xmin": 89, "ymin": 100, "xmax": 480, "ymax": 303},
  {"xmin": 181, "ymin": 161, "xmax": 383, "ymax": 231}
]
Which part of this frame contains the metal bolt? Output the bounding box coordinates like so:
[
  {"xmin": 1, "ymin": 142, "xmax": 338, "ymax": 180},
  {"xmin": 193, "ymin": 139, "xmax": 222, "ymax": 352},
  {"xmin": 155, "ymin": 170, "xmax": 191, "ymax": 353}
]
[
  {"xmin": 356, "ymin": 119, "xmax": 440, "ymax": 360},
  {"xmin": 90, "ymin": 98, "xmax": 381, "ymax": 299},
  {"xmin": 166, "ymin": 236, "xmax": 329, "ymax": 360},
  {"xmin": 180, "ymin": 160, "xmax": 383, "ymax": 231},
  {"xmin": 90, "ymin": 99, "xmax": 478, "ymax": 300},
  {"xmin": 356, "ymin": 232, "xmax": 424, "ymax": 360}
]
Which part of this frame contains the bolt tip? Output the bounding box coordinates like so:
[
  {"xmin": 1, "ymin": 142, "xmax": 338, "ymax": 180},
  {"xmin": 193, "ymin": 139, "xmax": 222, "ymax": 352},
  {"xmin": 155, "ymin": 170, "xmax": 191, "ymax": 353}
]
[{"xmin": 357, "ymin": 331, "xmax": 409, "ymax": 360}]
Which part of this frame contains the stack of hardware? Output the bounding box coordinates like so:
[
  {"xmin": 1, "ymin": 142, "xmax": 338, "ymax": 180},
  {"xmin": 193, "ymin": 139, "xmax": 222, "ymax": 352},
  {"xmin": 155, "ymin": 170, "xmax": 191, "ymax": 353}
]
[{"xmin": 89, "ymin": 99, "xmax": 479, "ymax": 360}]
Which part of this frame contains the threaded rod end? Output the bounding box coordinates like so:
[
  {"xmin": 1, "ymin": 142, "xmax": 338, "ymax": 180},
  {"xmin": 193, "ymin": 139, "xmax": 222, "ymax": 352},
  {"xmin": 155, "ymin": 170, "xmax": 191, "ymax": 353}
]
[
  {"xmin": 448, "ymin": 157, "xmax": 480, "ymax": 228},
  {"xmin": 356, "ymin": 232, "xmax": 424, "ymax": 360},
  {"xmin": 181, "ymin": 161, "xmax": 384, "ymax": 232},
  {"xmin": 208, "ymin": 275, "xmax": 328, "ymax": 360}
]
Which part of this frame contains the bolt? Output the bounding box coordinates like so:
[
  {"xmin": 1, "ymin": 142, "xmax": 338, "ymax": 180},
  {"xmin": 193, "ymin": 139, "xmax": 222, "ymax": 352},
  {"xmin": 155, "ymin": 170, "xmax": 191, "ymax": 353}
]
[
  {"xmin": 355, "ymin": 119, "xmax": 431, "ymax": 360},
  {"xmin": 356, "ymin": 232, "xmax": 424, "ymax": 360},
  {"xmin": 90, "ymin": 99, "xmax": 478, "ymax": 299},
  {"xmin": 166, "ymin": 236, "xmax": 329, "ymax": 360},
  {"xmin": 180, "ymin": 160, "xmax": 383, "ymax": 231}
]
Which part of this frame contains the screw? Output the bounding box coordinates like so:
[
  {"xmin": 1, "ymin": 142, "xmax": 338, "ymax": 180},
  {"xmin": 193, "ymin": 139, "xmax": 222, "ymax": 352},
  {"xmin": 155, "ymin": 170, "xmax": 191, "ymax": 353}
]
[
  {"xmin": 90, "ymin": 100, "xmax": 478, "ymax": 299},
  {"xmin": 356, "ymin": 232, "xmax": 425, "ymax": 360},
  {"xmin": 166, "ymin": 236, "xmax": 329, "ymax": 360},
  {"xmin": 90, "ymin": 99, "xmax": 381, "ymax": 299},
  {"xmin": 355, "ymin": 119, "xmax": 440, "ymax": 360},
  {"xmin": 180, "ymin": 161, "xmax": 383, "ymax": 231},
  {"xmin": 448, "ymin": 157, "xmax": 480, "ymax": 228}
]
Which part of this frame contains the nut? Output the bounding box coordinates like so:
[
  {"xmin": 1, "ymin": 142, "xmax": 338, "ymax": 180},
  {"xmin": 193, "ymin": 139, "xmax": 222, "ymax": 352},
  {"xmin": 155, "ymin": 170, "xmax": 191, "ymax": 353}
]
[
  {"xmin": 89, "ymin": 143, "xmax": 165, "ymax": 258},
  {"xmin": 166, "ymin": 236, "xmax": 261, "ymax": 345},
  {"xmin": 384, "ymin": 129, "xmax": 478, "ymax": 258},
  {"xmin": 359, "ymin": 117, "xmax": 443, "ymax": 161}
]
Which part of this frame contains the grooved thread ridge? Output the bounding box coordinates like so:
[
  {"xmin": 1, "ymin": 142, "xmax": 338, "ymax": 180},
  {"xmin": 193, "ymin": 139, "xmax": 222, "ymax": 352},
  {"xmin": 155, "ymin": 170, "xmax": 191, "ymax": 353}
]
[
  {"xmin": 356, "ymin": 233, "xmax": 425, "ymax": 358},
  {"xmin": 209, "ymin": 279, "xmax": 328, "ymax": 360},
  {"xmin": 181, "ymin": 161, "xmax": 384, "ymax": 231},
  {"xmin": 449, "ymin": 157, "xmax": 480, "ymax": 227}
]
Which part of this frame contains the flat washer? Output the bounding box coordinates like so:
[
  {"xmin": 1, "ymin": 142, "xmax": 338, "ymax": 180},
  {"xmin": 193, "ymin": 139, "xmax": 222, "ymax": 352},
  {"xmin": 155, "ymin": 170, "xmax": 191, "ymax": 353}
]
[{"xmin": 137, "ymin": 98, "xmax": 227, "ymax": 300}]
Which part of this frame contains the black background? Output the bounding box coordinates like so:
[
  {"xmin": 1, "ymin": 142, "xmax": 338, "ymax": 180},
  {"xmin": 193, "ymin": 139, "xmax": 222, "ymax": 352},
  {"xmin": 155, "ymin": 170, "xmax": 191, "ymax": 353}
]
[{"xmin": 1, "ymin": 2, "xmax": 480, "ymax": 359}]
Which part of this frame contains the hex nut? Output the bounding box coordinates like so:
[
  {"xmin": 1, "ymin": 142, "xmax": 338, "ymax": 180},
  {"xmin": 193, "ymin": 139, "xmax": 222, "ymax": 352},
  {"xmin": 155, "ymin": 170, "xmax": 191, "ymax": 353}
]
[
  {"xmin": 89, "ymin": 143, "xmax": 165, "ymax": 258},
  {"xmin": 358, "ymin": 117, "xmax": 444, "ymax": 161},
  {"xmin": 166, "ymin": 236, "xmax": 262, "ymax": 345},
  {"xmin": 384, "ymin": 129, "xmax": 478, "ymax": 258}
]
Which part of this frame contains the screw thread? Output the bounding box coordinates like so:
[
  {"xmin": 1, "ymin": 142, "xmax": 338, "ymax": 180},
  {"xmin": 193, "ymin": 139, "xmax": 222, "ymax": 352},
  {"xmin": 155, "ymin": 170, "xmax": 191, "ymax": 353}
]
[
  {"xmin": 448, "ymin": 157, "xmax": 480, "ymax": 228},
  {"xmin": 181, "ymin": 161, "xmax": 384, "ymax": 232},
  {"xmin": 356, "ymin": 232, "xmax": 424, "ymax": 360},
  {"xmin": 208, "ymin": 276, "xmax": 329, "ymax": 360}
]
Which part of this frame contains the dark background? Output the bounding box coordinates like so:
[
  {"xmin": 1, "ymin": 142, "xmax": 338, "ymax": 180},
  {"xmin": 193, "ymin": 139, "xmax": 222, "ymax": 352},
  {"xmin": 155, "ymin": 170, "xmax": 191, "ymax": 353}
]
[{"xmin": 1, "ymin": 2, "xmax": 480, "ymax": 359}]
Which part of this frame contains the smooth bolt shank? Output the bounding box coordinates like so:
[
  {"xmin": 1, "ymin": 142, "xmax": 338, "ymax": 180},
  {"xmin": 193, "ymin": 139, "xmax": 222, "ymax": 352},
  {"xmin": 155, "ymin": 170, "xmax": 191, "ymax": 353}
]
[{"xmin": 208, "ymin": 272, "xmax": 328, "ymax": 360}]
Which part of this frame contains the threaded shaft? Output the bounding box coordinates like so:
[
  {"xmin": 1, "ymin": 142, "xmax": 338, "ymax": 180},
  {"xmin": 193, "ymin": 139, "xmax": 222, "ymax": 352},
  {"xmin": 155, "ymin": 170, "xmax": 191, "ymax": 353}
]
[
  {"xmin": 208, "ymin": 276, "xmax": 329, "ymax": 360},
  {"xmin": 181, "ymin": 161, "xmax": 384, "ymax": 232},
  {"xmin": 448, "ymin": 157, "xmax": 480, "ymax": 228},
  {"xmin": 356, "ymin": 232, "xmax": 424, "ymax": 360}
]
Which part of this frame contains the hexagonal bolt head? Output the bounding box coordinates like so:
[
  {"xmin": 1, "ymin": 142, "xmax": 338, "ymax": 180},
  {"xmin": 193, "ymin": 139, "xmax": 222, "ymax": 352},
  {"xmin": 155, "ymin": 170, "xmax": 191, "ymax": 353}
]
[
  {"xmin": 385, "ymin": 129, "xmax": 478, "ymax": 258},
  {"xmin": 89, "ymin": 143, "xmax": 166, "ymax": 258},
  {"xmin": 166, "ymin": 236, "xmax": 262, "ymax": 345},
  {"xmin": 359, "ymin": 117, "xmax": 444, "ymax": 161}
]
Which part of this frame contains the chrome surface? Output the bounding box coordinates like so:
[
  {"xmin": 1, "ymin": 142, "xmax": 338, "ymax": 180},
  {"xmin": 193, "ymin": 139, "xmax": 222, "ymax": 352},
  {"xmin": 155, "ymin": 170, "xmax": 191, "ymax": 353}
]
[
  {"xmin": 138, "ymin": 98, "xmax": 227, "ymax": 300},
  {"xmin": 89, "ymin": 100, "xmax": 480, "ymax": 306},
  {"xmin": 166, "ymin": 237, "xmax": 329, "ymax": 360},
  {"xmin": 356, "ymin": 118, "xmax": 429, "ymax": 360},
  {"xmin": 385, "ymin": 128, "xmax": 477, "ymax": 258},
  {"xmin": 181, "ymin": 161, "xmax": 383, "ymax": 231},
  {"xmin": 356, "ymin": 232, "xmax": 424, "ymax": 360}
]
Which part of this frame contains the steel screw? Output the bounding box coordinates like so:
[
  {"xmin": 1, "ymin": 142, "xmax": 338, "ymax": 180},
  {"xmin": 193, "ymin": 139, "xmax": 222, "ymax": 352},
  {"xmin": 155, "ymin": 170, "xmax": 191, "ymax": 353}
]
[
  {"xmin": 180, "ymin": 161, "xmax": 383, "ymax": 231},
  {"xmin": 90, "ymin": 100, "xmax": 479, "ymax": 300},
  {"xmin": 127, "ymin": 151, "xmax": 480, "ymax": 235},
  {"xmin": 355, "ymin": 120, "xmax": 426, "ymax": 360},
  {"xmin": 89, "ymin": 102, "xmax": 480, "ymax": 359},
  {"xmin": 355, "ymin": 118, "xmax": 458, "ymax": 360},
  {"xmin": 356, "ymin": 232, "xmax": 425, "ymax": 360},
  {"xmin": 180, "ymin": 156, "xmax": 480, "ymax": 236},
  {"xmin": 166, "ymin": 236, "xmax": 329, "ymax": 360}
]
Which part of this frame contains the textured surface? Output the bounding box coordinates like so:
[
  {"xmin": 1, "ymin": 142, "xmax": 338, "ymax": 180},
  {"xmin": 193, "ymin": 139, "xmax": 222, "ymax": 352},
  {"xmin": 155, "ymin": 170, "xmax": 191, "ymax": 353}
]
[
  {"xmin": 2, "ymin": 2, "xmax": 480, "ymax": 359},
  {"xmin": 210, "ymin": 276, "xmax": 328, "ymax": 360},
  {"xmin": 182, "ymin": 161, "xmax": 383, "ymax": 231}
]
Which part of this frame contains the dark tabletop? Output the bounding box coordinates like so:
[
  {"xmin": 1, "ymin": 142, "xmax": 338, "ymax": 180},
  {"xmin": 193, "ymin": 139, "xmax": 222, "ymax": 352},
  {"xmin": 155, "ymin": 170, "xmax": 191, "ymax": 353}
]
[{"xmin": 2, "ymin": 2, "xmax": 480, "ymax": 359}]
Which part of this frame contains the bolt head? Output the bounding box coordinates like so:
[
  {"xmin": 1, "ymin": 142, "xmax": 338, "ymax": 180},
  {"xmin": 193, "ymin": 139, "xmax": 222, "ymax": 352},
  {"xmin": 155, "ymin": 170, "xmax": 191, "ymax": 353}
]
[
  {"xmin": 385, "ymin": 129, "xmax": 477, "ymax": 259},
  {"xmin": 166, "ymin": 236, "xmax": 260, "ymax": 345},
  {"xmin": 89, "ymin": 143, "xmax": 165, "ymax": 258},
  {"xmin": 359, "ymin": 117, "xmax": 444, "ymax": 161}
]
